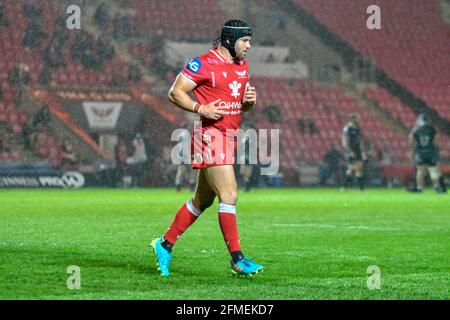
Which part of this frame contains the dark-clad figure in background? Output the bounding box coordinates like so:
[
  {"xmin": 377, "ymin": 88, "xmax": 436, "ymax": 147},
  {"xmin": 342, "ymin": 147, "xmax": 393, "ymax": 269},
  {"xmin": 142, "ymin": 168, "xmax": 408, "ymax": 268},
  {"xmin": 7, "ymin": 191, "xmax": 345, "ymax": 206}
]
[
  {"xmin": 408, "ymin": 113, "xmax": 446, "ymax": 193},
  {"xmin": 126, "ymin": 133, "xmax": 148, "ymax": 187},
  {"xmin": 115, "ymin": 138, "xmax": 131, "ymax": 188},
  {"xmin": 9, "ymin": 64, "xmax": 31, "ymax": 87},
  {"xmin": 23, "ymin": 3, "xmax": 41, "ymax": 19},
  {"xmin": 298, "ymin": 116, "xmax": 318, "ymax": 134},
  {"xmin": 319, "ymin": 144, "xmax": 342, "ymax": 186},
  {"xmin": 22, "ymin": 21, "xmax": 47, "ymax": 49},
  {"xmin": 60, "ymin": 138, "xmax": 78, "ymax": 170},
  {"xmin": 94, "ymin": 3, "xmax": 110, "ymax": 29},
  {"xmin": 341, "ymin": 113, "xmax": 365, "ymax": 191},
  {"xmin": 174, "ymin": 123, "xmax": 196, "ymax": 192},
  {"xmin": 43, "ymin": 17, "xmax": 69, "ymax": 69}
]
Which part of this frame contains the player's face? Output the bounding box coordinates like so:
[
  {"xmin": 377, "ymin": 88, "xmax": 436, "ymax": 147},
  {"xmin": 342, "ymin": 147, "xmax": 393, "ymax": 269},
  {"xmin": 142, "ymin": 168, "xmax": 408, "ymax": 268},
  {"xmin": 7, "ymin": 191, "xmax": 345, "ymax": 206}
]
[
  {"xmin": 350, "ymin": 115, "xmax": 359, "ymax": 125},
  {"xmin": 235, "ymin": 36, "xmax": 252, "ymax": 60}
]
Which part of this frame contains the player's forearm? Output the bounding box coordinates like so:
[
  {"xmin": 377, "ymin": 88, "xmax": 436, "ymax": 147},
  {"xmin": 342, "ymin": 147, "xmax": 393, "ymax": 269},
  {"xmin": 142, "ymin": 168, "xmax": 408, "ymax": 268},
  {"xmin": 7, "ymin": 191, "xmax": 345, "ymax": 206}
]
[{"xmin": 168, "ymin": 88, "xmax": 198, "ymax": 113}]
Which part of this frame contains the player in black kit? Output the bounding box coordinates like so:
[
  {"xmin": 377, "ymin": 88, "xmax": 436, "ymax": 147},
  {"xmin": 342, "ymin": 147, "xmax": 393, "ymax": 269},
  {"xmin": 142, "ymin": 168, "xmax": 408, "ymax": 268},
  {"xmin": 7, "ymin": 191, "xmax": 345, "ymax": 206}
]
[
  {"xmin": 408, "ymin": 113, "xmax": 446, "ymax": 193},
  {"xmin": 341, "ymin": 113, "xmax": 365, "ymax": 191}
]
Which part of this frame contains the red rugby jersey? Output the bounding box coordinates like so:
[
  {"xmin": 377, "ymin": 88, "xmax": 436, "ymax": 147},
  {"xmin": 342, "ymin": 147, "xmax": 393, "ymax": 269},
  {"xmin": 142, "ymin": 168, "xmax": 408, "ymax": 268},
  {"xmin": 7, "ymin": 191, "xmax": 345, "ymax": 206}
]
[{"xmin": 180, "ymin": 48, "xmax": 250, "ymax": 132}]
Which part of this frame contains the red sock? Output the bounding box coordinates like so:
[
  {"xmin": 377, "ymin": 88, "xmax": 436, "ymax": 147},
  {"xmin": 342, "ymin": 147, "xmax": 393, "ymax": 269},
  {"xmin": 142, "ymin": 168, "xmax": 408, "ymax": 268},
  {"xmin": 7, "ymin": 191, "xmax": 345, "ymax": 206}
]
[
  {"xmin": 164, "ymin": 200, "xmax": 201, "ymax": 245},
  {"xmin": 218, "ymin": 203, "xmax": 241, "ymax": 253}
]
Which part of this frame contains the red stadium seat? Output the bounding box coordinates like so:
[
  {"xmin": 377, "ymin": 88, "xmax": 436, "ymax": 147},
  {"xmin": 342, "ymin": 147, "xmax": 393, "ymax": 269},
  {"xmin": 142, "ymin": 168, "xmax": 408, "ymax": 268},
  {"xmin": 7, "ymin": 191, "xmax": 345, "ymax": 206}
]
[{"xmin": 293, "ymin": 0, "xmax": 449, "ymax": 120}]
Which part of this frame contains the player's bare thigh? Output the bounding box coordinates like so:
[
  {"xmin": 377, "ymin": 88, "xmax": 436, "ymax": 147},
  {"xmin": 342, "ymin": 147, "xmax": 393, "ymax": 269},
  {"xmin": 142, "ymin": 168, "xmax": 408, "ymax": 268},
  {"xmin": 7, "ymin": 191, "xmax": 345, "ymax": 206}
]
[
  {"xmin": 417, "ymin": 165, "xmax": 428, "ymax": 176},
  {"xmin": 192, "ymin": 169, "xmax": 216, "ymax": 211},
  {"xmin": 351, "ymin": 160, "xmax": 363, "ymax": 173},
  {"xmin": 204, "ymin": 165, "xmax": 238, "ymax": 205}
]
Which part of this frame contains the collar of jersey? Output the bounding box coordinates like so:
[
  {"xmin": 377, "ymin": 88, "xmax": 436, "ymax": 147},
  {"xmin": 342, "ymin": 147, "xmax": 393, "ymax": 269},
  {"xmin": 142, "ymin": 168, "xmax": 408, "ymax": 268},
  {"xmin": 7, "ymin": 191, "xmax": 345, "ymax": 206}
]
[{"xmin": 210, "ymin": 49, "xmax": 243, "ymax": 65}]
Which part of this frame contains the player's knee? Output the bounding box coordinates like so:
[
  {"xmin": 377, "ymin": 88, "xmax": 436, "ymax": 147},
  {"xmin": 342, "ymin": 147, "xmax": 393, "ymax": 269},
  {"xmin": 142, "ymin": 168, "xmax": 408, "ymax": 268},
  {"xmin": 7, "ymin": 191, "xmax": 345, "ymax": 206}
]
[
  {"xmin": 219, "ymin": 190, "xmax": 238, "ymax": 205},
  {"xmin": 429, "ymin": 167, "xmax": 441, "ymax": 181},
  {"xmin": 417, "ymin": 167, "xmax": 427, "ymax": 177}
]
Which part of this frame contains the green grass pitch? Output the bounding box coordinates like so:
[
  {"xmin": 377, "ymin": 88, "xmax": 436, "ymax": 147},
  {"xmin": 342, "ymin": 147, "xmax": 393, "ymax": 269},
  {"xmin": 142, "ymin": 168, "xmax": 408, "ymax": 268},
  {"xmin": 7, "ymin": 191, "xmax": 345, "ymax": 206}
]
[{"xmin": 0, "ymin": 188, "xmax": 448, "ymax": 299}]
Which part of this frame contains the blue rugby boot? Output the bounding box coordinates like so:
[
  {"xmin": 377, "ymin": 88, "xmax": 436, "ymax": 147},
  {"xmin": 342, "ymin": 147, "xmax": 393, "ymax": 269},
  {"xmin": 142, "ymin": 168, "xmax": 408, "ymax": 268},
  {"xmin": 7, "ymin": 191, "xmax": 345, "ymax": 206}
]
[
  {"xmin": 150, "ymin": 238, "xmax": 172, "ymax": 277},
  {"xmin": 242, "ymin": 257, "xmax": 264, "ymax": 272},
  {"xmin": 231, "ymin": 256, "xmax": 264, "ymax": 276}
]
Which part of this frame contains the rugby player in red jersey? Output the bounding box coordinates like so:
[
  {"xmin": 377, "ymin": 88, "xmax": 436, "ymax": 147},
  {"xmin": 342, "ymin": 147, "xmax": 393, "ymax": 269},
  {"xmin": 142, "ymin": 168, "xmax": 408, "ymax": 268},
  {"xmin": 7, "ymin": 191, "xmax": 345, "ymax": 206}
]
[{"xmin": 151, "ymin": 19, "xmax": 264, "ymax": 277}]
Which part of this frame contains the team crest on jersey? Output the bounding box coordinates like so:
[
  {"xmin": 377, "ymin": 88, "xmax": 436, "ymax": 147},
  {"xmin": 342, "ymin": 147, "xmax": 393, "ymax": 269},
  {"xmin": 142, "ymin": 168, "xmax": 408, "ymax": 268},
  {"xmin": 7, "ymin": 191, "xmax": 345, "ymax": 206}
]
[
  {"xmin": 186, "ymin": 58, "xmax": 202, "ymax": 73},
  {"xmin": 235, "ymin": 70, "xmax": 247, "ymax": 78},
  {"xmin": 229, "ymin": 81, "xmax": 242, "ymax": 98}
]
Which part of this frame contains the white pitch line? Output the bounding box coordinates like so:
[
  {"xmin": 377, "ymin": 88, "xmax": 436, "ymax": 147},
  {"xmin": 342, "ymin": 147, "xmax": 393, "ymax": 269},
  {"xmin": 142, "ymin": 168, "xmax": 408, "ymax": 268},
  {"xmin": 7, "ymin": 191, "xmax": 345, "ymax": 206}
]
[
  {"xmin": 346, "ymin": 225, "xmax": 400, "ymax": 231},
  {"xmin": 272, "ymin": 223, "xmax": 337, "ymax": 229},
  {"xmin": 272, "ymin": 223, "xmax": 447, "ymax": 232}
]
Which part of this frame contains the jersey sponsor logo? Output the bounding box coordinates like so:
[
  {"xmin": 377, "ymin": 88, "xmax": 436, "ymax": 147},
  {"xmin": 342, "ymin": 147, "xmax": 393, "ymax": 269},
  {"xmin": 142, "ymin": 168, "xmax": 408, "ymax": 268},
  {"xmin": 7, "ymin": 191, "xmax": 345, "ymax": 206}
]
[
  {"xmin": 207, "ymin": 58, "xmax": 219, "ymax": 65},
  {"xmin": 211, "ymin": 71, "xmax": 216, "ymax": 87},
  {"xmin": 186, "ymin": 58, "xmax": 201, "ymax": 73},
  {"xmin": 235, "ymin": 70, "xmax": 247, "ymax": 78},
  {"xmin": 222, "ymin": 71, "xmax": 227, "ymax": 78},
  {"xmin": 229, "ymin": 81, "xmax": 242, "ymax": 98},
  {"xmin": 218, "ymin": 101, "xmax": 242, "ymax": 109}
]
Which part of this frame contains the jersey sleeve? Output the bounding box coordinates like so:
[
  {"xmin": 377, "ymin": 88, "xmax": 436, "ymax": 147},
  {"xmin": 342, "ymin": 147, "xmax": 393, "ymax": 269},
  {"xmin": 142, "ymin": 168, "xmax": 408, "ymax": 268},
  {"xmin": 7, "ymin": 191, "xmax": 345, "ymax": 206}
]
[
  {"xmin": 180, "ymin": 57, "xmax": 209, "ymax": 86},
  {"xmin": 342, "ymin": 125, "xmax": 349, "ymax": 135},
  {"xmin": 409, "ymin": 127, "xmax": 417, "ymax": 139}
]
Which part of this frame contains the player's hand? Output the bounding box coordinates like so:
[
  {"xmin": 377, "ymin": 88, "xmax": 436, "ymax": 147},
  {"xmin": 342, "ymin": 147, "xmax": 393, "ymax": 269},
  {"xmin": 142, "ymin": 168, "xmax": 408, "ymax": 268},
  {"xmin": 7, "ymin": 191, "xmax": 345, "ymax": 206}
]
[
  {"xmin": 243, "ymin": 86, "xmax": 257, "ymax": 106},
  {"xmin": 198, "ymin": 99, "xmax": 227, "ymax": 120}
]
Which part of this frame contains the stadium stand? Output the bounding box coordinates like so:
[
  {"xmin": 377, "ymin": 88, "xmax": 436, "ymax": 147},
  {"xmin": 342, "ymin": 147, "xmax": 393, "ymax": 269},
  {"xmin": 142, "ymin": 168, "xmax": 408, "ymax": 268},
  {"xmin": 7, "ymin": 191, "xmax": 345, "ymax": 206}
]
[
  {"xmin": 292, "ymin": 0, "xmax": 450, "ymax": 121},
  {"xmin": 0, "ymin": 1, "xmax": 143, "ymax": 167},
  {"xmin": 364, "ymin": 87, "xmax": 418, "ymax": 128},
  {"xmin": 163, "ymin": 41, "xmax": 309, "ymax": 79},
  {"xmin": 121, "ymin": 0, "xmax": 227, "ymax": 41},
  {"xmin": 0, "ymin": 1, "xmax": 140, "ymax": 88},
  {"xmin": 0, "ymin": 0, "xmax": 447, "ymax": 186},
  {"xmin": 253, "ymin": 77, "xmax": 412, "ymax": 171}
]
